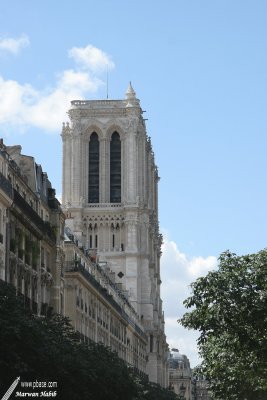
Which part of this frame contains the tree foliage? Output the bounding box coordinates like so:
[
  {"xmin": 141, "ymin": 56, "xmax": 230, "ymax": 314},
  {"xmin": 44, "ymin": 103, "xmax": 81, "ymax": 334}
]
[
  {"xmin": 0, "ymin": 280, "xmax": 178, "ymax": 400},
  {"xmin": 133, "ymin": 375, "xmax": 179, "ymax": 400},
  {"xmin": 0, "ymin": 281, "xmax": 135, "ymax": 399},
  {"xmin": 179, "ymin": 250, "xmax": 267, "ymax": 400}
]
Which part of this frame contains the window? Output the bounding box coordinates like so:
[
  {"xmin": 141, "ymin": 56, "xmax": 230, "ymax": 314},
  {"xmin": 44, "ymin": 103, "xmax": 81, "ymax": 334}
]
[
  {"xmin": 150, "ymin": 334, "xmax": 154, "ymax": 353},
  {"xmin": 110, "ymin": 132, "xmax": 121, "ymax": 202},
  {"xmin": 88, "ymin": 132, "xmax": 99, "ymax": 203},
  {"xmin": 0, "ymin": 209, "xmax": 2, "ymax": 243}
]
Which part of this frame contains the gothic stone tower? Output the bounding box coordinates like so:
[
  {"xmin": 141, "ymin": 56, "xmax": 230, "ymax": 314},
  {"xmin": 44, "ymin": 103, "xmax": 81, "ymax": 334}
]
[{"xmin": 61, "ymin": 84, "xmax": 168, "ymax": 385}]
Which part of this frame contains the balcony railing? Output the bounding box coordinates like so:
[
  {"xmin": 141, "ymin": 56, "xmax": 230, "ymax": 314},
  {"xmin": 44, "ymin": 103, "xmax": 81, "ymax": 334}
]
[
  {"xmin": 65, "ymin": 262, "xmax": 147, "ymax": 341},
  {"xmin": 13, "ymin": 189, "xmax": 56, "ymax": 242},
  {"xmin": 14, "ymin": 189, "xmax": 44, "ymax": 231},
  {"xmin": 87, "ymin": 202, "xmax": 122, "ymax": 208}
]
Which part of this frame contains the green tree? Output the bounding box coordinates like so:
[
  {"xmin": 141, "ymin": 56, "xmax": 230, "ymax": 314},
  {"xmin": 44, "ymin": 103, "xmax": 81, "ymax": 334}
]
[
  {"xmin": 0, "ymin": 280, "xmax": 136, "ymax": 399},
  {"xmin": 0, "ymin": 280, "xmax": 178, "ymax": 400},
  {"xmin": 133, "ymin": 375, "xmax": 179, "ymax": 400},
  {"xmin": 179, "ymin": 250, "xmax": 267, "ymax": 400}
]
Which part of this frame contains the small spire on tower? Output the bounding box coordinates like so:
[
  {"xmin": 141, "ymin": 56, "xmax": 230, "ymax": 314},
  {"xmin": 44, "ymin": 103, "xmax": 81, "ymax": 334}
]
[
  {"xmin": 125, "ymin": 81, "xmax": 136, "ymax": 100},
  {"xmin": 125, "ymin": 82, "xmax": 140, "ymax": 108}
]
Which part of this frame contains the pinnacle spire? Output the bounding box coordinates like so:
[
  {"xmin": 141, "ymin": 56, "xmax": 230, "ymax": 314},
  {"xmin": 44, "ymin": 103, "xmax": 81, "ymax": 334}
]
[{"xmin": 125, "ymin": 81, "xmax": 136, "ymax": 100}]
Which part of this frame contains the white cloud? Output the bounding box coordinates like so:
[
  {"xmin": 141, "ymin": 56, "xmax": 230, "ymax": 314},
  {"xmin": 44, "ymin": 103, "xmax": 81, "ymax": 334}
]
[
  {"xmin": 0, "ymin": 34, "xmax": 30, "ymax": 55},
  {"xmin": 0, "ymin": 44, "xmax": 113, "ymax": 132},
  {"xmin": 188, "ymin": 255, "xmax": 217, "ymax": 277},
  {"xmin": 165, "ymin": 317, "xmax": 201, "ymax": 368},
  {"xmin": 69, "ymin": 44, "xmax": 115, "ymax": 72},
  {"xmin": 161, "ymin": 234, "xmax": 217, "ymax": 367},
  {"xmin": 27, "ymin": 70, "xmax": 102, "ymax": 131}
]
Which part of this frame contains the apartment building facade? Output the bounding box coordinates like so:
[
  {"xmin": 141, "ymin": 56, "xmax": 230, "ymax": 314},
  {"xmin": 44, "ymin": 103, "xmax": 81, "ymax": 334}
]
[{"xmin": 0, "ymin": 141, "xmax": 65, "ymax": 315}]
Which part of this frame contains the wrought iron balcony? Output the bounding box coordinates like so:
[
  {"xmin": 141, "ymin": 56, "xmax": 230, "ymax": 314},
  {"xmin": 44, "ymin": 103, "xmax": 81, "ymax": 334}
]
[
  {"xmin": 13, "ymin": 189, "xmax": 43, "ymax": 231},
  {"xmin": 65, "ymin": 261, "xmax": 147, "ymax": 341},
  {"xmin": 13, "ymin": 189, "xmax": 56, "ymax": 242}
]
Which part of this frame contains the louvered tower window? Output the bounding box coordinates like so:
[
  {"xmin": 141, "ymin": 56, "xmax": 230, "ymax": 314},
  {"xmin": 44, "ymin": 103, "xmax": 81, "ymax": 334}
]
[
  {"xmin": 88, "ymin": 132, "xmax": 99, "ymax": 203},
  {"xmin": 110, "ymin": 132, "xmax": 121, "ymax": 203}
]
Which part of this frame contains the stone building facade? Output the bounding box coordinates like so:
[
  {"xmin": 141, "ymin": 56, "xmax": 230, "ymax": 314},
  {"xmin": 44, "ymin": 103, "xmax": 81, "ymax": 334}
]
[
  {"xmin": 194, "ymin": 377, "xmax": 211, "ymax": 400},
  {"xmin": 61, "ymin": 84, "xmax": 168, "ymax": 386},
  {"xmin": 0, "ymin": 140, "xmax": 65, "ymax": 315},
  {"xmin": 0, "ymin": 84, "xmax": 169, "ymax": 387},
  {"xmin": 0, "ymin": 144, "xmax": 13, "ymax": 280},
  {"xmin": 63, "ymin": 227, "xmax": 147, "ymax": 376},
  {"xmin": 0, "ymin": 138, "xmax": 148, "ymax": 379},
  {"xmin": 168, "ymin": 349, "xmax": 194, "ymax": 399}
]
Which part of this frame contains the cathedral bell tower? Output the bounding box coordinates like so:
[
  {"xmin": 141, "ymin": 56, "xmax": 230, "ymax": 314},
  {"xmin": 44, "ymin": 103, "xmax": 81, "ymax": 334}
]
[{"xmin": 61, "ymin": 83, "xmax": 168, "ymax": 385}]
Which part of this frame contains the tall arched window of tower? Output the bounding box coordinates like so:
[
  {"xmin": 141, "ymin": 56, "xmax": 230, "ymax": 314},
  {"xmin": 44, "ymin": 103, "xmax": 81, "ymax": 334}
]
[
  {"xmin": 88, "ymin": 132, "xmax": 99, "ymax": 203},
  {"xmin": 110, "ymin": 132, "xmax": 121, "ymax": 203}
]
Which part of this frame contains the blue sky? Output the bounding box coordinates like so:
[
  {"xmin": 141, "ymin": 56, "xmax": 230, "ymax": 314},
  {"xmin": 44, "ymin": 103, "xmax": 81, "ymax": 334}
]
[{"xmin": 1, "ymin": 1, "xmax": 267, "ymax": 367}]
